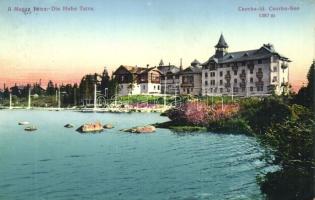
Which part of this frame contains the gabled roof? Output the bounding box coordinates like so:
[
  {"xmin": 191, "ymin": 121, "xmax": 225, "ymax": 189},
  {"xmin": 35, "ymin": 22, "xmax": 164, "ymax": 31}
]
[
  {"xmin": 141, "ymin": 66, "xmax": 161, "ymax": 74},
  {"xmin": 180, "ymin": 65, "xmax": 202, "ymax": 74},
  {"xmin": 158, "ymin": 65, "xmax": 180, "ymax": 75},
  {"xmin": 113, "ymin": 65, "xmax": 146, "ymax": 75},
  {"xmin": 215, "ymin": 34, "xmax": 228, "ymax": 48}
]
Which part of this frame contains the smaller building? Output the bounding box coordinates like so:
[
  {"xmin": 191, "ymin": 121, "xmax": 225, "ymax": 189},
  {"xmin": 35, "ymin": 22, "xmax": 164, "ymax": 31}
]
[
  {"xmin": 113, "ymin": 65, "xmax": 161, "ymax": 96},
  {"xmin": 179, "ymin": 59, "xmax": 202, "ymax": 96},
  {"xmin": 158, "ymin": 60, "xmax": 181, "ymax": 95}
]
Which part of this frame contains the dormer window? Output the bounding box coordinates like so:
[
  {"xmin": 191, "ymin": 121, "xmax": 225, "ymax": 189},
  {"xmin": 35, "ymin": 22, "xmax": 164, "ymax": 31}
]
[{"xmin": 243, "ymin": 53, "xmax": 249, "ymax": 57}]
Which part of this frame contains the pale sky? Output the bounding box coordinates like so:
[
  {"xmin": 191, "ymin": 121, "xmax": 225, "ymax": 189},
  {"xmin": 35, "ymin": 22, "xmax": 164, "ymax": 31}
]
[{"xmin": 0, "ymin": 0, "xmax": 314, "ymax": 90}]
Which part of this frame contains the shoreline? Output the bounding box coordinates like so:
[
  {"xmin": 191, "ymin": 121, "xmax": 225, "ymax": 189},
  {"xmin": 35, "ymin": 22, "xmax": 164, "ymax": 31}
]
[{"xmin": 0, "ymin": 106, "xmax": 169, "ymax": 113}]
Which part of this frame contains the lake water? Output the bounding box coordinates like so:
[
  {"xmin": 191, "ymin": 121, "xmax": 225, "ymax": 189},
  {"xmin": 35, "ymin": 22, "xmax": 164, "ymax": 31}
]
[{"xmin": 0, "ymin": 110, "xmax": 265, "ymax": 200}]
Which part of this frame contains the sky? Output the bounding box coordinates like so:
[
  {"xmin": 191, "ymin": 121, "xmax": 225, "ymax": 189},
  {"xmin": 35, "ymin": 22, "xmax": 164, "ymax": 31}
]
[{"xmin": 0, "ymin": 0, "xmax": 314, "ymax": 91}]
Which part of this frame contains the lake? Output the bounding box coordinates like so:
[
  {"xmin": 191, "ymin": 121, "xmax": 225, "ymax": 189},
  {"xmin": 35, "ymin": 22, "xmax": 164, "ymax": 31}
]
[{"xmin": 0, "ymin": 110, "xmax": 266, "ymax": 200}]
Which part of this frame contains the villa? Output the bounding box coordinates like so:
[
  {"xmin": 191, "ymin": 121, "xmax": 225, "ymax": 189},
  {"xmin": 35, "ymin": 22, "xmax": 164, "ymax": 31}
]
[
  {"xmin": 113, "ymin": 65, "xmax": 161, "ymax": 96},
  {"xmin": 179, "ymin": 59, "xmax": 203, "ymax": 96},
  {"xmin": 158, "ymin": 60, "xmax": 181, "ymax": 95}
]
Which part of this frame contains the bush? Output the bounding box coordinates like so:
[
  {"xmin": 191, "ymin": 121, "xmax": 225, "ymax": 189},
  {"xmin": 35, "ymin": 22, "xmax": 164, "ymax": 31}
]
[
  {"xmin": 208, "ymin": 117, "xmax": 252, "ymax": 135},
  {"xmin": 167, "ymin": 101, "xmax": 210, "ymax": 126},
  {"xmin": 239, "ymin": 97, "xmax": 292, "ymax": 135},
  {"xmin": 259, "ymin": 118, "xmax": 314, "ymax": 200}
]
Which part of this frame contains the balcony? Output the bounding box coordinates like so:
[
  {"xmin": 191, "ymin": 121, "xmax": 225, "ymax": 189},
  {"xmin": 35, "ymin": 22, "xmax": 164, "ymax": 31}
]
[
  {"xmin": 224, "ymin": 83, "xmax": 231, "ymax": 88},
  {"xmin": 239, "ymin": 73, "xmax": 246, "ymax": 79},
  {"xmin": 239, "ymin": 82, "xmax": 246, "ymax": 88},
  {"xmin": 281, "ymin": 63, "xmax": 288, "ymax": 70},
  {"xmin": 224, "ymin": 74, "xmax": 231, "ymax": 80},
  {"xmin": 256, "ymin": 71, "xmax": 263, "ymax": 79},
  {"xmin": 181, "ymin": 83, "xmax": 194, "ymax": 87}
]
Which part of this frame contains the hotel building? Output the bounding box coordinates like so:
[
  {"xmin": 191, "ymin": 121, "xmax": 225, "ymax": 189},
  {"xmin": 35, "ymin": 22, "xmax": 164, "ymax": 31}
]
[{"xmin": 201, "ymin": 34, "xmax": 291, "ymax": 96}]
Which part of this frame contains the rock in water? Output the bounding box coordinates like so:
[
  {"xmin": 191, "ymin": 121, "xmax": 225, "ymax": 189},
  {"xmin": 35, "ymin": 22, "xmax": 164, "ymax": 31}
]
[
  {"xmin": 18, "ymin": 121, "xmax": 30, "ymax": 125},
  {"xmin": 77, "ymin": 122, "xmax": 104, "ymax": 133},
  {"xmin": 103, "ymin": 124, "xmax": 114, "ymax": 129},
  {"xmin": 64, "ymin": 124, "xmax": 74, "ymax": 128},
  {"xmin": 121, "ymin": 125, "xmax": 156, "ymax": 133},
  {"xmin": 24, "ymin": 126, "xmax": 37, "ymax": 132},
  {"xmin": 135, "ymin": 125, "xmax": 156, "ymax": 133}
]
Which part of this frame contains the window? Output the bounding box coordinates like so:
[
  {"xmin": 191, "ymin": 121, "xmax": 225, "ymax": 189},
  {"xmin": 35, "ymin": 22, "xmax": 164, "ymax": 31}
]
[
  {"xmin": 154, "ymin": 85, "xmax": 156, "ymax": 89},
  {"xmin": 234, "ymin": 70, "xmax": 237, "ymax": 75},
  {"xmin": 250, "ymin": 78, "xmax": 253, "ymax": 83},
  {"xmin": 205, "ymin": 72, "xmax": 208, "ymax": 78},
  {"xmin": 220, "ymin": 80, "xmax": 223, "ymax": 85},
  {"xmin": 272, "ymin": 76, "xmax": 277, "ymax": 82},
  {"xmin": 205, "ymin": 81, "xmax": 208, "ymax": 86},
  {"xmin": 250, "ymin": 87, "xmax": 253, "ymax": 91},
  {"xmin": 273, "ymin": 66, "xmax": 277, "ymax": 72},
  {"xmin": 258, "ymin": 59, "xmax": 262, "ymax": 64},
  {"xmin": 234, "ymin": 79, "xmax": 237, "ymax": 84},
  {"xmin": 143, "ymin": 85, "xmax": 145, "ymax": 89},
  {"xmin": 220, "ymin": 88, "xmax": 223, "ymax": 93},
  {"xmin": 158, "ymin": 85, "xmax": 160, "ymax": 90},
  {"xmin": 242, "ymin": 70, "xmax": 245, "ymax": 74},
  {"xmin": 250, "ymin": 68, "xmax": 254, "ymax": 74},
  {"xmin": 210, "ymin": 80, "xmax": 215, "ymax": 85},
  {"xmin": 220, "ymin": 71, "xmax": 223, "ymax": 77},
  {"xmin": 210, "ymin": 72, "xmax": 215, "ymax": 77},
  {"xmin": 233, "ymin": 87, "xmax": 239, "ymax": 92}
]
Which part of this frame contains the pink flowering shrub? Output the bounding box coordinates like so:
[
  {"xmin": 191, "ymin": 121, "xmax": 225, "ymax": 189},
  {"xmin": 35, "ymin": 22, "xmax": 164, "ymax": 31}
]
[
  {"xmin": 167, "ymin": 102, "xmax": 240, "ymax": 125},
  {"xmin": 209, "ymin": 104, "xmax": 240, "ymax": 121},
  {"xmin": 167, "ymin": 102, "xmax": 210, "ymax": 125}
]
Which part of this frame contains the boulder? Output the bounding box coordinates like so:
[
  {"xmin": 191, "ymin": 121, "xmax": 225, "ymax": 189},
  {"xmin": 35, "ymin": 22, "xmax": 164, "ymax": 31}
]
[
  {"xmin": 24, "ymin": 126, "xmax": 37, "ymax": 132},
  {"xmin": 103, "ymin": 124, "xmax": 114, "ymax": 129},
  {"xmin": 18, "ymin": 121, "xmax": 30, "ymax": 125},
  {"xmin": 135, "ymin": 125, "xmax": 156, "ymax": 133},
  {"xmin": 77, "ymin": 122, "xmax": 104, "ymax": 133},
  {"xmin": 64, "ymin": 124, "xmax": 74, "ymax": 128},
  {"xmin": 121, "ymin": 125, "xmax": 156, "ymax": 133}
]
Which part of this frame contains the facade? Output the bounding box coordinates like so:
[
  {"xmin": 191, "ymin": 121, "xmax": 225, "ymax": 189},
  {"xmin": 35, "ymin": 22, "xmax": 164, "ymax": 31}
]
[
  {"xmin": 158, "ymin": 60, "xmax": 181, "ymax": 95},
  {"xmin": 201, "ymin": 34, "xmax": 291, "ymax": 96},
  {"xmin": 179, "ymin": 59, "xmax": 202, "ymax": 96},
  {"xmin": 113, "ymin": 65, "xmax": 161, "ymax": 96}
]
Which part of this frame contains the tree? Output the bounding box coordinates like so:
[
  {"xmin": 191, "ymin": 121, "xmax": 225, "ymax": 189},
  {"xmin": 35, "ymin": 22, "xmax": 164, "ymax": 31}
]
[
  {"xmin": 294, "ymin": 61, "xmax": 315, "ymax": 109},
  {"xmin": 46, "ymin": 80, "xmax": 55, "ymax": 96},
  {"xmin": 79, "ymin": 73, "xmax": 100, "ymax": 104},
  {"xmin": 100, "ymin": 67, "xmax": 110, "ymax": 96}
]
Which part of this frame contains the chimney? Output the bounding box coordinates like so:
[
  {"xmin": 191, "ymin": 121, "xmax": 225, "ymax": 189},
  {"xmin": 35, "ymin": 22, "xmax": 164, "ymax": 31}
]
[{"xmin": 147, "ymin": 64, "xmax": 149, "ymax": 68}]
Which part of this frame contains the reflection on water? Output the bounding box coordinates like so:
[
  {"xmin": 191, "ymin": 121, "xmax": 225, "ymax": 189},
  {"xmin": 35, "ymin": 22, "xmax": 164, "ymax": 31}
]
[{"xmin": 0, "ymin": 110, "xmax": 265, "ymax": 200}]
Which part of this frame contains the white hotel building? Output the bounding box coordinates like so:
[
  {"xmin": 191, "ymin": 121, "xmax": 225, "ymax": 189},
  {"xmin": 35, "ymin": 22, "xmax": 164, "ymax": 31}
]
[{"xmin": 201, "ymin": 34, "xmax": 291, "ymax": 96}]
